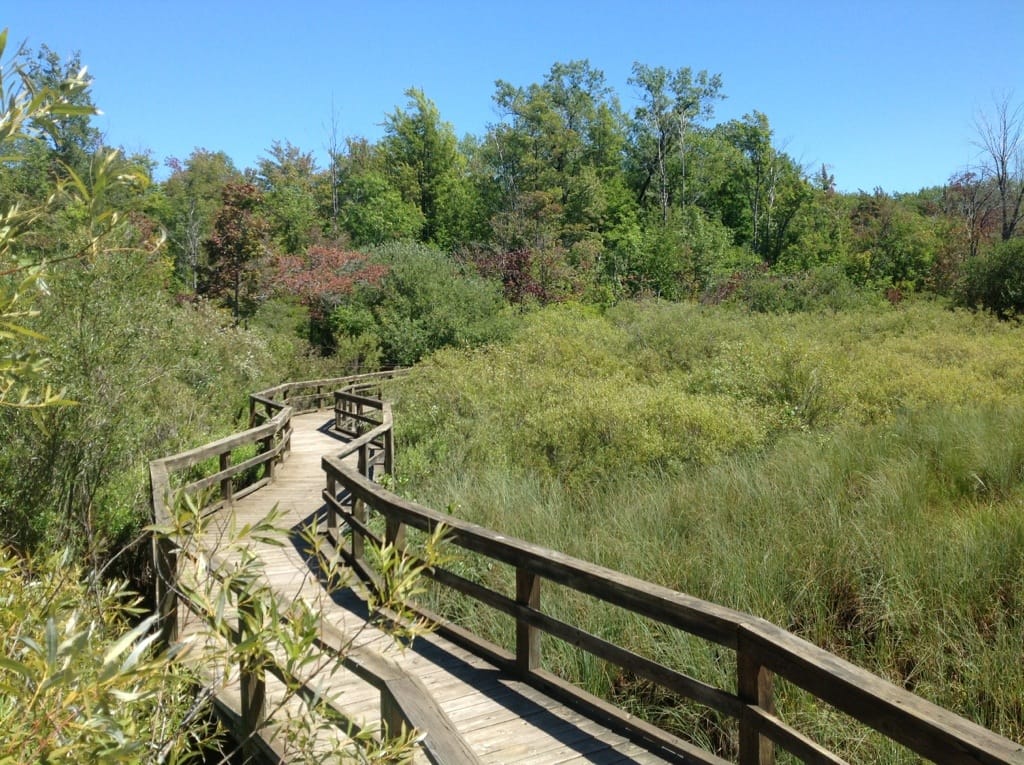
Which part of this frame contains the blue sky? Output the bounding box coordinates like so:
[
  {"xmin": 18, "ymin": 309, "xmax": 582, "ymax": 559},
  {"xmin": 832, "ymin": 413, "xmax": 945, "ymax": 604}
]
[{"xmin": 5, "ymin": 1, "xmax": 1022, "ymax": 192}]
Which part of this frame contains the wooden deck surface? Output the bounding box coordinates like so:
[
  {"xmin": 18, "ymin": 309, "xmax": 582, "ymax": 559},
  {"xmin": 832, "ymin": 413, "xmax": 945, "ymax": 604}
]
[{"xmin": 183, "ymin": 411, "xmax": 685, "ymax": 764}]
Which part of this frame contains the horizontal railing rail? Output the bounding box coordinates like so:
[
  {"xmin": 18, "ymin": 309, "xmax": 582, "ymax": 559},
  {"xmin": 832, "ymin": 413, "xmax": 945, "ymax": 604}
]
[
  {"xmin": 173, "ymin": 545, "xmax": 478, "ymax": 765},
  {"xmin": 151, "ymin": 370, "xmax": 1024, "ymax": 764},
  {"xmin": 150, "ymin": 370, "xmax": 420, "ymax": 759},
  {"xmin": 320, "ymin": 391, "xmax": 1024, "ymax": 765}
]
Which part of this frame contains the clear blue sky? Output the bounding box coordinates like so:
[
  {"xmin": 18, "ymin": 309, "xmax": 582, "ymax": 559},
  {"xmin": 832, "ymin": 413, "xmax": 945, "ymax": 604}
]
[{"xmin": 5, "ymin": 1, "xmax": 1023, "ymax": 193}]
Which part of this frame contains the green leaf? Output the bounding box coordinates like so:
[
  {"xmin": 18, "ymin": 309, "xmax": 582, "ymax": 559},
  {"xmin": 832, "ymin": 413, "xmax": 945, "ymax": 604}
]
[
  {"xmin": 0, "ymin": 654, "xmax": 33, "ymax": 680},
  {"xmin": 101, "ymin": 615, "xmax": 157, "ymax": 669}
]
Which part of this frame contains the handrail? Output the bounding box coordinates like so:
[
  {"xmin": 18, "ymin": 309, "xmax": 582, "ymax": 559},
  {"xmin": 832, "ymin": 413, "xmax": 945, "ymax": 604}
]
[
  {"xmin": 149, "ymin": 370, "xmax": 425, "ymax": 759},
  {"xmin": 149, "ymin": 372, "xmax": 1024, "ymax": 764},
  {"xmin": 320, "ymin": 390, "xmax": 1024, "ymax": 765}
]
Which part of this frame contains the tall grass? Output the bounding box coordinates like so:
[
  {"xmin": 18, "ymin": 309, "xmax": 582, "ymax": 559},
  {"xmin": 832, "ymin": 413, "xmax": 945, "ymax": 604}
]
[{"xmin": 390, "ymin": 299, "xmax": 1024, "ymax": 759}]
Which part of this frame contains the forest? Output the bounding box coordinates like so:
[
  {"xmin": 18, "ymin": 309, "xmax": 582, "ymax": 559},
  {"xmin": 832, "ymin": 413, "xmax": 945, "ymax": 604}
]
[{"xmin": 1, "ymin": 28, "xmax": 1024, "ymax": 761}]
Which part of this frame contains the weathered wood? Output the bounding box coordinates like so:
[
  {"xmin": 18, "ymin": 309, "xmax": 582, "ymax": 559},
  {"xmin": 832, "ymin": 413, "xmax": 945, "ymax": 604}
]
[
  {"xmin": 737, "ymin": 628, "xmax": 775, "ymax": 765},
  {"xmin": 154, "ymin": 532, "xmax": 178, "ymax": 646},
  {"xmin": 183, "ymin": 440, "xmax": 284, "ymax": 495},
  {"xmin": 736, "ymin": 620, "xmax": 1024, "ymax": 765},
  {"xmin": 743, "ymin": 706, "xmax": 849, "ymax": 765},
  {"xmin": 516, "ymin": 569, "xmax": 541, "ymax": 675},
  {"xmin": 238, "ymin": 599, "xmax": 267, "ymax": 756}
]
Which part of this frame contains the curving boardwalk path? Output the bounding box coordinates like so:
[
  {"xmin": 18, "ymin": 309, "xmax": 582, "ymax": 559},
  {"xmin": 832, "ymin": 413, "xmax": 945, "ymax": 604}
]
[{"xmin": 183, "ymin": 411, "xmax": 697, "ymax": 764}]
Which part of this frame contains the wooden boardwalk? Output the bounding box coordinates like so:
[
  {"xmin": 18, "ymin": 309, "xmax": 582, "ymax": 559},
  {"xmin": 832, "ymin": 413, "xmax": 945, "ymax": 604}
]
[
  {"xmin": 186, "ymin": 411, "xmax": 688, "ymax": 763},
  {"xmin": 153, "ymin": 375, "xmax": 1024, "ymax": 765}
]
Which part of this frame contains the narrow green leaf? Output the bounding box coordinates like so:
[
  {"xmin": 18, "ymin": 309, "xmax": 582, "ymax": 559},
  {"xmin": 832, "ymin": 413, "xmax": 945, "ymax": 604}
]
[{"xmin": 0, "ymin": 655, "xmax": 33, "ymax": 680}]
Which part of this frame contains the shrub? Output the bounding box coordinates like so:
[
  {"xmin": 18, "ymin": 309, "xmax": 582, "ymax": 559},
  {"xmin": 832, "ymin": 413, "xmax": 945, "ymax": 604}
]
[
  {"xmin": 332, "ymin": 241, "xmax": 512, "ymax": 366},
  {"xmin": 957, "ymin": 238, "xmax": 1024, "ymax": 317}
]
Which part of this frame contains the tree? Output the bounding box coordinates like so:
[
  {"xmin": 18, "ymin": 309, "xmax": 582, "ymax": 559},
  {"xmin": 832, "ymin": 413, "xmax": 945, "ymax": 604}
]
[
  {"xmin": 336, "ymin": 137, "xmax": 426, "ymax": 246},
  {"xmin": 379, "ymin": 88, "xmax": 470, "ymax": 248},
  {"xmin": 847, "ymin": 189, "xmax": 938, "ymax": 288},
  {"xmin": 272, "ymin": 245, "xmax": 387, "ymax": 351},
  {"xmin": 201, "ymin": 181, "xmax": 270, "ymax": 323},
  {"xmin": 627, "ymin": 63, "xmax": 723, "ymax": 222},
  {"xmin": 481, "ymin": 61, "xmax": 633, "ymax": 295},
  {"xmin": 23, "ymin": 44, "xmax": 102, "ymax": 178},
  {"xmin": 974, "ymin": 94, "xmax": 1024, "ymax": 241},
  {"xmin": 0, "ymin": 29, "xmax": 118, "ymax": 411},
  {"xmin": 943, "ymin": 170, "xmax": 998, "ymax": 260},
  {"xmin": 716, "ymin": 112, "xmax": 811, "ymax": 265},
  {"xmin": 160, "ymin": 149, "xmax": 241, "ymax": 290},
  {"xmin": 254, "ymin": 140, "xmax": 320, "ymax": 254}
]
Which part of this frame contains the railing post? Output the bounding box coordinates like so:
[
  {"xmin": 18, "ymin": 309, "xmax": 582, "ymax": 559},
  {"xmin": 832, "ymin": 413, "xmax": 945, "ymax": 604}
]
[
  {"xmin": 248, "ymin": 396, "xmax": 257, "ymax": 428},
  {"xmin": 219, "ymin": 452, "xmax": 233, "ymax": 504},
  {"xmin": 352, "ymin": 445, "xmax": 368, "ymax": 564},
  {"xmin": 515, "ymin": 568, "xmax": 541, "ymax": 675},
  {"xmin": 384, "ymin": 426, "xmax": 395, "ymax": 476},
  {"xmin": 261, "ymin": 435, "xmax": 274, "ymax": 480},
  {"xmin": 154, "ymin": 534, "xmax": 179, "ymax": 646},
  {"xmin": 326, "ymin": 472, "xmax": 337, "ymax": 535},
  {"xmin": 334, "ymin": 391, "xmax": 342, "ymax": 431},
  {"xmin": 738, "ymin": 626, "xmax": 775, "ymax": 765},
  {"xmin": 385, "ymin": 515, "xmax": 406, "ymax": 552},
  {"xmin": 238, "ymin": 597, "xmax": 266, "ymax": 759},
  {"xmin": 380, "ymin": 685, "xmax": 405, "ymax": 741}
]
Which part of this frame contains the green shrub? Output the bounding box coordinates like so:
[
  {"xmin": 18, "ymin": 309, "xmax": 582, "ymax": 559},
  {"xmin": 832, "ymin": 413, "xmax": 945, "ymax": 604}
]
[
  {"xmin": 957, "ymin": 238, "xmax": 1024, "ymax": 317},
  {"xmin": 332, "ymin": 241, "xmax": 512, "ymax": 366}
]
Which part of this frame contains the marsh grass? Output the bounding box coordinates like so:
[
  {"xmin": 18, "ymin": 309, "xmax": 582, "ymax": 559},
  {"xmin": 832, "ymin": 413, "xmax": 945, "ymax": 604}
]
[{"xmin": 389, "ymin": 299, "xmax": 1024, "ymax": 759}]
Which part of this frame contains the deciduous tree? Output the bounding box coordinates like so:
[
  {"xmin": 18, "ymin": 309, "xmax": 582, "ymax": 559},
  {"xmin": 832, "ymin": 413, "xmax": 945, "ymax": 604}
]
[
  {"xmin": 627, "ymin": 63, "xmax": 723, "ymax": 222},
  {"xmin": 201, "ymin": 181, "xmax": 270, "ymax": 323},
  {"xmin": 974, "ymin": 94, "xmax": 1024, "ymax": 241},
  {"xmin": 255, "ymin": 140, "xmax": 320, "ymax": 254},
  {"xmin": 161, "ymin": 148, "xmax": 240, "ymax": 290}
]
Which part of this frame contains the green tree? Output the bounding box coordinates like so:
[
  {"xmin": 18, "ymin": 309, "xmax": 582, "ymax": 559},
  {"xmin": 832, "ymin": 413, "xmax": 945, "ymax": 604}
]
[
  {"xmin": 481, "ymin": 61, "xmax": 633, "ymax": 295},
  {"xmin": 847, "ymin": 189, "xmax": 939, "ymax": 288},
  {"xmin": 379, "ymin": 88, "xmax": 470, "ymax": 248},
  {"xmin": 626, "ymin": 62, "xmax": 723, "ymax": 222},
  {"xmin": 335, "ymin": 137, "xmax": 425, "ymax": 245},
  {"xmin": 714, "ymin": 112, "xmax": 811, "ymax": 265},
  {"xmin": 254, "ymin": 140, "xmax": 320, "ymax": 254},
  {"xmin": 23, "ymin": 44, "xmax": 102, "ymax": 178},
  {"xmin": 159, "ymin": 148, "xmax": 241, "ymax": 290}
]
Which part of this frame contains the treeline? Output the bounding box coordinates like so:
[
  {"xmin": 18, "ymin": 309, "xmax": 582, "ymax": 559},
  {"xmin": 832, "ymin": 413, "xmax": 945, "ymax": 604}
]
[
  {"xmin": 5, "ymin": 51, "xmax": 1021, "ymax": 370},
  {"xmin": 151, "ymin": 61, "xmax": 1023, "ymax": 343}
]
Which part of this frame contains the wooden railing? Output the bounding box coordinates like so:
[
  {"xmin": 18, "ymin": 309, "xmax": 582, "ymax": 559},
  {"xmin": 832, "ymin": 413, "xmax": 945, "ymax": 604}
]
[
  {"xmin": 148, "ymin": 371, "xmax": 479, "ymax": 764},
  {"xmin": 321, "ymin": 387, "xmax": 1024, "ymax": 765}
]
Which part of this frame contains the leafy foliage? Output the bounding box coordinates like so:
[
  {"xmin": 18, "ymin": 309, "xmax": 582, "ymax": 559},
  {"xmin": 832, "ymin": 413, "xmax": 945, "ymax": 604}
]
[
  {"xmin": 0, "ymin": 547, "xmax": 200, "ymax": 763},
  {"xmin": 331, "ymin": 242, "xmax": 511, "ymax": 366},
  {"xmin": 957, "ymin": 237, "xmax": 1024, "ymax": 317},
  {"xmin": 200, "ymin": 181, "xmax": 270, "ymax": 322}
]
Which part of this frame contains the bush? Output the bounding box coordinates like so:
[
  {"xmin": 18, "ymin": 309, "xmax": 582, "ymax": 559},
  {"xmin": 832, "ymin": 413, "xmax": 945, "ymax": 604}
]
[
  {"xmin": 716, "ymin": 264, "xmax": 878, "ymax": 313},
  {"xmin": 957, "ymin": 238, "xmax": 1024, "ymax": 318},
  {"xmin": 332, "ymin": 241, "xmax": 512, "ymax": 366}
]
